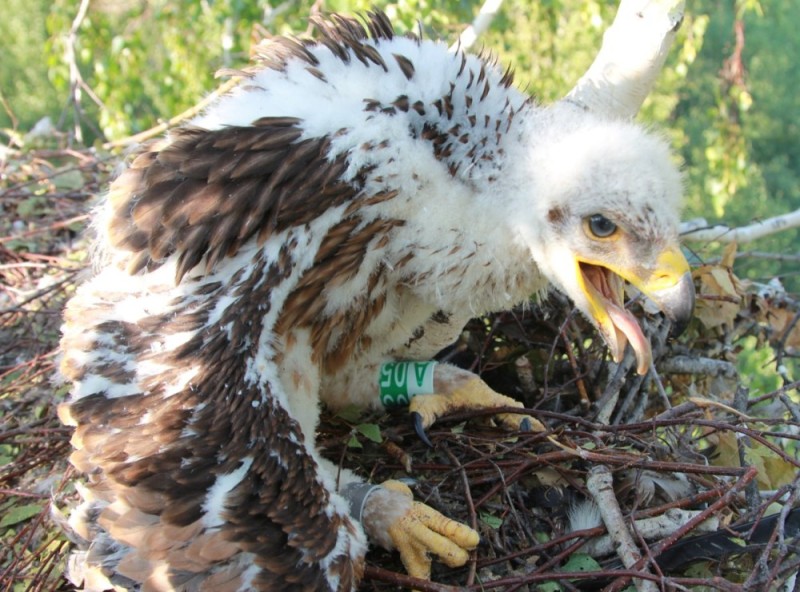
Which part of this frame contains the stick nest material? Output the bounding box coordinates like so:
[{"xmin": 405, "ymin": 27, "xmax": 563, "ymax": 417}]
[{"xmin": 1, "ymin": 146, "xmax": 798, "ymax": 592}]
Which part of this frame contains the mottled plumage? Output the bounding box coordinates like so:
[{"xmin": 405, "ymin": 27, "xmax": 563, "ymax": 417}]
[{"xmin": 59, "ymin": 11, "xmax": 693, "ymax": 592}]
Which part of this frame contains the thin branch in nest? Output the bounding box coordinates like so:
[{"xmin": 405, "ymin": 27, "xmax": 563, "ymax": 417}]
[
  {"xmin": 364, "ymin": 565, "xmax": 464, "ymax": 591},
  {"xmin": 586, "ymin": 466, "xmax": 662, "ymax": 591},
  {"xmin": 603, "ymin": 465, "xmax": 759, "ymax": 592},
  {"xmin": 559, "ymin": 322, "xmax": 590, "ymax": 407},
  {"xmin": 658, "ymin": 355, "xmax": 738, "ymax": 377},
  {"xmin": 578, "ymin": 508, "xmax": 720, "ymax": 557},
  {"xmin": 443, "ymin": 447, "xmax": 479, "ymax": 586}
]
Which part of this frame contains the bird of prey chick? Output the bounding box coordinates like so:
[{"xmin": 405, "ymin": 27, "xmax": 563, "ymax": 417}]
[{"xmin": 58, "ymin": 10, "xmax": 694, "ymax": 592}]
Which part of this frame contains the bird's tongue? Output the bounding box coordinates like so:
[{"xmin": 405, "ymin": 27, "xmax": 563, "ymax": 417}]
[
  {"xmin": 580, "ymin": 263, "xmax": 652, "ymax": 375},
  {"xmin": 607, "ymin": 302, "xmax": 651, "ymax": 375}
]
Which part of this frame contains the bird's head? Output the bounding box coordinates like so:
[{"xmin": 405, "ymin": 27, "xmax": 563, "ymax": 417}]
[{"xmin": 511, "ymin": 107, "xmax": 694, "ymax": 374}]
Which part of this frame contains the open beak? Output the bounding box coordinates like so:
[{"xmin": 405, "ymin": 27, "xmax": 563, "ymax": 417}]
[{"xmin": 576, "ymin": 246, "xmax": 695, "ymax": 375}]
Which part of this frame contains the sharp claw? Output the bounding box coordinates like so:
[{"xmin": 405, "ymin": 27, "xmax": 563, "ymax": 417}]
[
  {"xmin": 411, "ymin": 412, "xmax": 434, "ymax": 448},
  {"xmin": 520, "ymin": 417, "xmax": 532, "ymax": 432}
]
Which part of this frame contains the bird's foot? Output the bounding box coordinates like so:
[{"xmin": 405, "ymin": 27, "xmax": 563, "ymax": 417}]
[
  {"xmin": 376, "ymin": 480, "xmax": 479, "ymax": 580},
  {"xmin": 409, "ymin": 377, "xmax": 545, "ymax": 446}
]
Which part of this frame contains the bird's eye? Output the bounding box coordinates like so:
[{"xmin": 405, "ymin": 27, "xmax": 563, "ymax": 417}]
[{"xmin": 585, "ymin": 214, "xmax": 618, "ymax": 239}]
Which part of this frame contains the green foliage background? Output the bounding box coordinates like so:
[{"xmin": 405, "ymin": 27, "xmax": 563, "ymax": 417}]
[{"xmin": 1, "ymin": 0, "xmax": 797, "ymax": 298}]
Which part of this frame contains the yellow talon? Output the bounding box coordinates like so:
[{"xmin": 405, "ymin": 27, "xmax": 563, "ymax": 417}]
[
  {"xmin": 409, "ymin": 378, "xmax": 545, "ymax": 433},
  {"xmin": 382, "ymin": 480, "xmax": 479, "ymax": 580}
]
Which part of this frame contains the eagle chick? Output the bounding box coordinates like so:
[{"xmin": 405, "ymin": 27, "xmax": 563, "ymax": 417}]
[{"xmin": 59, "ymin": 11, "xmax": 694, "ymax": 592}]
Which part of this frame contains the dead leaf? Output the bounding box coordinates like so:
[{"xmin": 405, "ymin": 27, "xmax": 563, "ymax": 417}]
[
  {"xmin": 710, "ymin": 432, "xmax": 797, "ymax": 489},
  {"xmin": 762, "ymin": 306, "xmax": 800, "ymax": 350},
  {"xmin": 693, "ymin": 264, "xmax": 744, "ymax": 329},
  {"xmin": 720, "ymin": 242, "xmax": 738, "ymax": 267}
]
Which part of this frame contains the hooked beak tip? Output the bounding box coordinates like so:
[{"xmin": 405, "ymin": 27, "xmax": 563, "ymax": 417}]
[{"xmin": 654, "ymin": 271, "xmax": 695, "ymax": 337}]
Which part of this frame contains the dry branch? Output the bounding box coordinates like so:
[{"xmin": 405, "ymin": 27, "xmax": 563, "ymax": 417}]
[
  {"xmin": 682, "ymin": 209, "xmax": 800, "ymax": 243},
  {"xmin": 587, "ymin": 466, "xmax": 658, "ymax": 592}
]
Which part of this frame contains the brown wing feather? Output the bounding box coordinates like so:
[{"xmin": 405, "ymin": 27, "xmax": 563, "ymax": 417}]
[
  {"xmin": 62, "ymin": 250, "xmax": 363, "ymax": 590},
  {"xmin": 63, "ymin": 10, "xmax": 425, "ymax": 591},
  {"xmin": 108, "ymin": 118, "xmax": 361, "ymax": 280}
]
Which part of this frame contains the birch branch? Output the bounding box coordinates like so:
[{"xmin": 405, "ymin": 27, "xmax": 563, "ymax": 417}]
[
  {"xmin": 681, "ymin": 209, "xmax": 800, "ymax": 243},
  {"xmin": 587, "ymin": 466, "xmax": 658, "ymax": 592},
  {"xmin": 579, "ymin": 508, "xmax": 719, "ymax": 557},
  {"xmin": 708, "ymin": 251, "xmax": 800, "ymax": 264},
  {"xmin": 450, "ymin": 0, "xmax": 504, "ymax": 52},
  {"xmin": 563, "ymin": 0, "xmax": 685, "ymax": 119}
]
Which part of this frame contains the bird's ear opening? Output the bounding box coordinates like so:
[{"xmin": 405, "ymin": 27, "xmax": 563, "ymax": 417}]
[{"xmin": 546, "ymin": 206, "xmax": 571, "ymax": 227}]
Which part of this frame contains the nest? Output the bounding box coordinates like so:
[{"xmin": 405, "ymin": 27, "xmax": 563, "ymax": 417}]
[{"xmin": 1, "ymin": 146, "xmax": 798, "ymax": 592}]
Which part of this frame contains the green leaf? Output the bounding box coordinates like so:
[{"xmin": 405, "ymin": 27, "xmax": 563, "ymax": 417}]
[
  {"xmin": 450, "ymin": 422, "xmax": 466, "ymax": 435},
  {"xmin": 0, "ymin": 444, "xmax": 18, "ymax": 467},
  {"xmin": 480, "ymin": 512, "xmax": 503, "ymax": 529},
  {"xmin": 16, "ymin": 196, "xmax": 44, "ymax": 217},
  {"xmin": 334, "ymin": 405, "xmax": 362, "ymax": 423},
  {"xmin": 533, "ymin": 530, "xmax": 550, "ymax": 544},
  {"xmin": 560, "ymin": 553, "xmax": 601, "ymax": 574},
  {"xmin": 355, "ymin": 423, "xmax": 382, "ymax": 443},
  {"xmin": 729, "ymin": 536, "xmax": 747, "ymax": 548},
  {"xmin": 53, "ymin": 169, "xmax": 85, "ymax": 191},
  {"xmin": 346, "ymin": 435, "xmax": 362, "ymax": 449},
  {"xmin": 536, "ymin": 582, "xmax": 562, "ymax": 592},
  {"xmin": 0, "ymin": 503, "xmax": 42, "ymax": 528}
]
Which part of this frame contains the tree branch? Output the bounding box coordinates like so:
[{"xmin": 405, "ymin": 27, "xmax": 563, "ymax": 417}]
[
  {"xmin": 681, "ymin": 209, "xmax": 800, "ymax": 243},
  {"xmin": 580, "ymin": 509, "xmax": 719, "ymax": 557},
  {"xmin": 587, "ymin": 466, "xmax": 658, "ymax": 592},
  {"xmin": 63, "ymin": 0, "xmax": 92, "ymax": 144},
  {"xmin": 451, "ymin": 0, "xmax": 504, "ymax": 52},
  {"xmin": 658, "ymin": 355, "xmax": 738, "ymax": 377},
  {"xmin": 563, "ymin": 0, "xmax": 685, "ymax": 119}
]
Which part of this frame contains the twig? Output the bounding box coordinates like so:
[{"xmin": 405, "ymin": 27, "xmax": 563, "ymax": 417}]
[
  {"xmin": 363, "ymin": 565, "xmax": 463, "ymax": 591},
  {"xmin": 779, "ymin": 391, "xmax": 800, "ymax": 422},
  {"xmin": 587, "ymin": 466, "xmax": 657, "ymax": 592},
  {"xmin": 757, "ymin": 485, "xmax": 800, "ymax": 589},
  {"xmin": 443, "ymin": 447, "xmax": 478, "ymax": 586},
  {"xmin": 0, "ymin": 91, "xmax": 19, "ymax": 137},
  {"xmin": 733, "ymin": 386, "xmax": 761, "ymax": 512},
  {"xmin": 560, "ymin": 323, "xmax": 590, "ymax": 407},
  {"xmin": 603, "ymin": 466, "xmax": 760, "ymax": 592},
  {"xmin": 101, "ymin": 77, "xmax": 242, "ymax": 150},
  {"xmin": 595, "ymin": 350, "xmax": 635, "ymax": 424},
  {"xmin": 658, "ymin": 355, "xmax": 737, "ymax": 377},
  {"xmin": 581, "ymin": 509, "xmax": 719, "ymax": 557},
  {"xmin": 61, "ymin": 0, "xmax": 97, "ymax": 145},
  {"xmin": 0, "ymin": 273, "xmax": 79, "ymax": 316},
  {"xmin": 465, "ymin": 569, "xmax": 667, "ymax": 590},
  {"xmin": 0, "ymin": 215, "xmax": 90, "ymax": 245}
]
